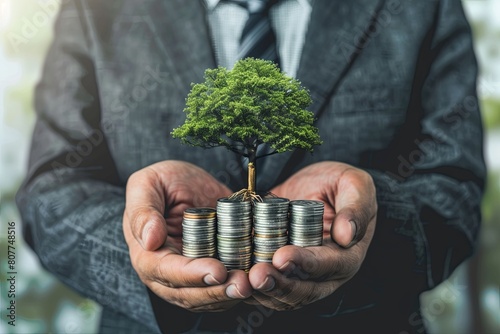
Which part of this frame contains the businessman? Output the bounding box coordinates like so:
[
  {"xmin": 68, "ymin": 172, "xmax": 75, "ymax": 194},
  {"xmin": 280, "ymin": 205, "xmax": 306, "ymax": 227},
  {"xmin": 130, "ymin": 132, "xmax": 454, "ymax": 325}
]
[{"xmin": 16, "ymin": 0, "xmax": 485, "ymax": 333}]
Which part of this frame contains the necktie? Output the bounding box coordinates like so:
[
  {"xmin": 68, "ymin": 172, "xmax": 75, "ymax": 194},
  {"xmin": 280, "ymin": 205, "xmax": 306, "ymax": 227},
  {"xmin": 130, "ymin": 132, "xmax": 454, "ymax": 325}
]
[
  {"xmin": 224, "ymin": 0, "xmax": 280, "ymax": 192},
  {"xmin": 232, "ymin": 0, "xmax": 280, "ymax": 66}
]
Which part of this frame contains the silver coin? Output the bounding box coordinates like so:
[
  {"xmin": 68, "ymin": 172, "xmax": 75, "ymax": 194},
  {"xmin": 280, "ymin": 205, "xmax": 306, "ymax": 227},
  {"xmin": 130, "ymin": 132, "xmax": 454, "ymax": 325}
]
[
  {"xmin": 288, "ymin": 200, "xmax": 324, "ymax": 247},
  {"xmin": 251, "ymin": 197, "xmax": 291, "ymax": 265},
  {"xmin": 216, "ymin": 198, "xmax": 253, "ymax": 271},
  {"xmin": 182, "ymin": 207, "xmax": 217, "ymax": 258}
]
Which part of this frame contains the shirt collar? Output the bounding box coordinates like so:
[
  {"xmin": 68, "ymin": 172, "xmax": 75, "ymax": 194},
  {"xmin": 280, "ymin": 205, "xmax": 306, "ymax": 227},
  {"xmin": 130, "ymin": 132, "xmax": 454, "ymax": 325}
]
[{"xmin": 205, "ymin": 0, "xmax": 219, "ymax": 11}]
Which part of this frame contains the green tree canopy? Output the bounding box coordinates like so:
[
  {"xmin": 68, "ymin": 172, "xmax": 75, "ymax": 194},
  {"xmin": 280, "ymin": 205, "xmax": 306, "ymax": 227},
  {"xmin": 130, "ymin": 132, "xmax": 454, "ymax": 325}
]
[{"xmin": 171, "ymin": 58, "xmax": 322, "ymax": 163}]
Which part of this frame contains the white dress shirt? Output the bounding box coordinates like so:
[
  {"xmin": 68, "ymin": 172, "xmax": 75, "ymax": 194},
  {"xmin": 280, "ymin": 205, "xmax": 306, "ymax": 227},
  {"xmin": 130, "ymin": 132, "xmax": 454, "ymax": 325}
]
[{"xmin": 204, "ymin": 0, "xmax": 312, "ymax": 78}]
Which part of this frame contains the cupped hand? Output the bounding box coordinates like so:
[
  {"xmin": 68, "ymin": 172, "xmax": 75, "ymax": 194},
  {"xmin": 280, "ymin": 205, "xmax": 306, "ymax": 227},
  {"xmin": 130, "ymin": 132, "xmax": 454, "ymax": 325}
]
[
  {"xmin": 123, "ymin": 160, "xmax": 253, "ymax": 312},
  {"xmin": 247, "ymin": 161, "xmax": 377, "ymax": 310}
]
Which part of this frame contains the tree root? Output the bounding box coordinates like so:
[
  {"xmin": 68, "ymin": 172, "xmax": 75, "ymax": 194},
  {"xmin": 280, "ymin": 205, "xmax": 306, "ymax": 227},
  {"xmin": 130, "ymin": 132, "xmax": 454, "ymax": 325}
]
[
  {"xmin": 228, "ymin": 189, "xmax": 279, "ymax": 203},
  {"xmin": 228, "ymin": 189, "xmax": 263, "ymax": 203}
]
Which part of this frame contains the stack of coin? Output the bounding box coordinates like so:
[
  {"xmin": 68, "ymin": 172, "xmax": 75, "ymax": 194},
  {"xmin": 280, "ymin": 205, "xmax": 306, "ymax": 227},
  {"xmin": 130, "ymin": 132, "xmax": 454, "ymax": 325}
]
[
  {"xmin": 289, "ymin": 200, "xmax": 324, "ymax": 247},
  {"xmin": 216, "ymin": 197, "xmax": 253, "ymax": 271},
  {"xmin": 253, "ymin": 197, "xmax": 290, "ymax": 263},
  {"xmin": 182, "ymin": 207, "xmax": 217, "ymax": 258}
]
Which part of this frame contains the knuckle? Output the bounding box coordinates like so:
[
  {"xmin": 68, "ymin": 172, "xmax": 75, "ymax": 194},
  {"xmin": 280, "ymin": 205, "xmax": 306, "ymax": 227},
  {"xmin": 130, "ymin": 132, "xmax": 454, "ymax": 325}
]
[
  {"xmin": 154, "ymin": 261, "xmax": 170, "ymax": 283},
  {"xmin": 172, "ymin": 292, "xmax": 196, "ymax": 310},
  {"xmin": 181, "ymin": 300, "xmax": 196, "ymax": 310},
  {"xmin": 130, "ymin": 256, "xmax": 151, "ymax": 286},
  {"xmin": 355, "ymin": 168, "xmax": 374, "ymax": 187},
  {"xmin": 206, "ymin": 287, "xmax": 227, "ymax": 303},
  {"xmin": 126, "ymin": 171, "xmax": 139, "ymax": 186},
  {"xmin": 136, "ymin": 271, "xmax": 150, "ymax": 286},
  {"xmin": 128, "ymin": 167, "xmax": 157, "ymax": 188},
  {"xmin": 129, "ymin": 250, "xmax": 140, "ymax": 268},
  {"xmin": 275, "ymin": 282, "xmax": 316, "ymax": 310}
]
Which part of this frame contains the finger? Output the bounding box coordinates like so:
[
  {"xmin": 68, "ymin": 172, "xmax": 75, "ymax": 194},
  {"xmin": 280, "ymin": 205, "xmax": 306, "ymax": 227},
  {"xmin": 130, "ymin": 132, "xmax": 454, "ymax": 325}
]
[
  {"xmin": 141, "ymin": 253, "xmax": 229, "ymax": 288},
  {"xmin": 331, "ymin": 170, "xmax": 377, "ymax": 247},
  {"xmin": 124, "ymin": 219, "xmax": 252, "ymax": 308},
  {"xmin": 242, "ymin": 296, "xmax": 262, "ymax": 306},
  {"xmin": 271, "ymin": 244, "xmax": 359, "ymax": 281},
  {"xmin": 148, "ymin": 269, "xmax": 252, "ymax": 311},
  {"xmin": 125, "ymin": 168, "xmax": 167, "ymax": 251},
  {"xmin": 248, "ymin": 263, "xmax": 338, "ymax": 311},
  {"xmin": 331, "ymin": 206, "xmax": 362, "ymax": 248}
]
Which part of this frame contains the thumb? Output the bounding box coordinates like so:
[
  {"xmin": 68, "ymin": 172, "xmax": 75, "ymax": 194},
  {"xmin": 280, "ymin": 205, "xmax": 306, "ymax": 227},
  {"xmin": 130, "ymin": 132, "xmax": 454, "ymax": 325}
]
[
  {"xmin": 125, "ymin": 168, "xmax": 168, "ymax": 251},
  {"xmin": 330, "ymin": 205, "xmax": 368, "ymax": 248},
  {"xmin": 330, "ymin": 168, "xmax": 377, "ymax": 248},
  {"xmin": 131, "ymin": 208, "xmax": 168, "ymax": 251}
]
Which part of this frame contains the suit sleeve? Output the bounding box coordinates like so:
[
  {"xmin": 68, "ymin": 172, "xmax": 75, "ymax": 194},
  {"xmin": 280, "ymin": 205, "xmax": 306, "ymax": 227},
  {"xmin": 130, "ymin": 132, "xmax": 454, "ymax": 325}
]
[
  {"xmin": 359, "ymin": 0, "xmax": 486, "ymax": 302},
  {"xmin": 313, "ymin": 0, "xmax": 486, "ymax": 319},
  {"xmin": 15, "ymin": 2, "xmax": 160, "ymax": 332},
  {"xmin": 368, "ymin": 0, "xmax": 485, "ymax": 289}
]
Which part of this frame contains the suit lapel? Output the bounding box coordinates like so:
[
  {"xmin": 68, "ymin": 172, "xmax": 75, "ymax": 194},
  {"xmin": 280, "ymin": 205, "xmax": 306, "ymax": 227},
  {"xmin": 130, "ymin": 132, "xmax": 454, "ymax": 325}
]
[
  {"xmin": 143, "ymin": 0, "xmax": 250, "ymax": 188},
  {"xmin": 144, "ymin": 0, "xmax": 216, "ymax": 92},
  {"xmin": 260, "ymin": 0, "xmax": 385, "ymax": 190},
  {"xmin": 298, "ymin": 0, "xmax": 385, "ymax": 115}
]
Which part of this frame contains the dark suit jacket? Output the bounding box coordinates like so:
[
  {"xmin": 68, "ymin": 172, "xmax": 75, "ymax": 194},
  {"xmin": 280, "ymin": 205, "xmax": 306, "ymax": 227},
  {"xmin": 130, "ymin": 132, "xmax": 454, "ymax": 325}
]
[{"xmin": 16, "ymin": 0, "xmax": 486, "ymax": 333}]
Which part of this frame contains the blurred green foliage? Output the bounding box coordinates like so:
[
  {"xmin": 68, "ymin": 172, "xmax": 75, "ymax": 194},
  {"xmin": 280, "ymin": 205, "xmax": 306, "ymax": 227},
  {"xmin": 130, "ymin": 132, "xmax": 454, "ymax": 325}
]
[{"xmin": 481, "ymin": 98, "xmax": 500, "ymax": 130}]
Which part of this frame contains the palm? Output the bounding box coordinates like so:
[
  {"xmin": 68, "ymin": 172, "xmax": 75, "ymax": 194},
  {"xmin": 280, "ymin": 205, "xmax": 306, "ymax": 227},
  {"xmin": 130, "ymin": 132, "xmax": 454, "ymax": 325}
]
[
  {"xmin": 271, "ymin": 162, "xmax": 348, "ymax": 239},
  {"xmin": 162, "ymin": 170, "xmax": 232, "ymax": 251},
  {"xmin": 243, "ymin": 162, "xmax": 377, "ymax": 311}
]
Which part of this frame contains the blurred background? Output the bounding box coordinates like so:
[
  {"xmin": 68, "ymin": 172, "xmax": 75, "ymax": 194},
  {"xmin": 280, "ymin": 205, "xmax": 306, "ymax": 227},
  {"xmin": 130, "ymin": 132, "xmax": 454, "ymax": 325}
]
[{"xmin": 0, "ymin": 1, "xmax": 499, "ymax": 333}]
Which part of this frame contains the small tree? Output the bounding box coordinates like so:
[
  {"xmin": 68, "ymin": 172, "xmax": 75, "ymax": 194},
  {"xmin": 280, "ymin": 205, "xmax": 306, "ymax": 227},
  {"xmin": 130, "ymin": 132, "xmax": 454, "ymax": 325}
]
[{"xmin": 171, "ymin": 58, "xmax": 322, "ymax": 200}]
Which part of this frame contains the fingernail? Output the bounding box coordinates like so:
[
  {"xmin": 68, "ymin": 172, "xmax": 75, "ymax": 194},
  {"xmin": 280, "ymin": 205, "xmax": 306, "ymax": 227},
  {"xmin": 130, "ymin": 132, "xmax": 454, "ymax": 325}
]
[
  {"xmin": 349, "ymin": 220, "xmax": 357, "ymax": 242},
  {"xmin": 203, "ymin": 274, "xmax": 221, "ymax": 286},
  {"xmin": 226, "ymin": 284, "xmax": 245, "ymax": 299},
  {"xmin": 141, "ymin": 221, "xmax": 153, "ymax": 248},
  {"xmin": 256, "ymin": 276, "xmax": 275, "ymax": 292},
  {"xmin": 278, "ymin": 261, "xmax": 296, "ymax": 273},
  {"xmin": 346, "ymin": 220, "xmax": 358, "ymax": 248}
]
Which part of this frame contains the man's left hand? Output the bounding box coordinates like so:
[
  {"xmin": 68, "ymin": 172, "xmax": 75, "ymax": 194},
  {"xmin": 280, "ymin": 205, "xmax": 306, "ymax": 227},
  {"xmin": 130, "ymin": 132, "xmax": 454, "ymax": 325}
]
[{"xmin": 246, "ymin": 161, "xmax": 377, "ymax": 310}]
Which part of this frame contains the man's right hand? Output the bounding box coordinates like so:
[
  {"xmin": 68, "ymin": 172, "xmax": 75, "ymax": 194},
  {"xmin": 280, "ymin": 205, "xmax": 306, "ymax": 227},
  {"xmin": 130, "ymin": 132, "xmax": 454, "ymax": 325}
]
[{"xmin": 123, "ymin": 161, "xmax": 253, "ymax": 312}]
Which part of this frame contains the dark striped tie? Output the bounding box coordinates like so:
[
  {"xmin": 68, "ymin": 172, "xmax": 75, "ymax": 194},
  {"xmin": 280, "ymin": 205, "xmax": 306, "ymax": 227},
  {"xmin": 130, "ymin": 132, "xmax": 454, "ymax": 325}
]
[
  {"xmin": 226, "ymin": 0, "xmax": 280, "ymax": 192},
  {"xmin": 231, "ymin": 0, "xmax": 280, "ymax": 65}
]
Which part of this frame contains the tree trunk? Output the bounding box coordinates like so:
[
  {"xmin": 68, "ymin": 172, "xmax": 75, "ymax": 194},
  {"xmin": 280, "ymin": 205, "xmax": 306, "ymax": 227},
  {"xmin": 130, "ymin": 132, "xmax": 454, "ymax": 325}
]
[
  {"xmin": 247, "ymin": 148, "xmax": 257, "ymax": 193},
  {"xmin": 248, "ymin": 162, "xmax": 256, "ymax": 193}
]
